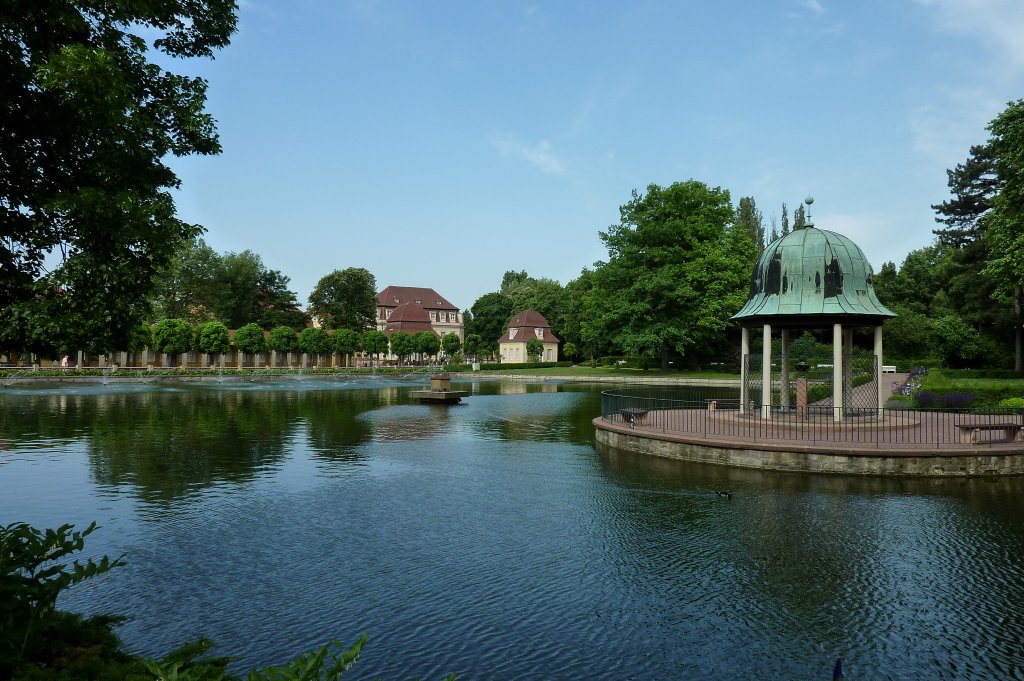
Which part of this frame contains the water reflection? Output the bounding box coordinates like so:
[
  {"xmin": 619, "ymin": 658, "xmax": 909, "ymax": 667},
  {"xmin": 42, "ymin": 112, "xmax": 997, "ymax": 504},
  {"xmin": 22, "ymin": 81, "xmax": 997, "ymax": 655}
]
[{"xmin": 1, "ymin": 380, "xmax": 1023, "ymax": 679}]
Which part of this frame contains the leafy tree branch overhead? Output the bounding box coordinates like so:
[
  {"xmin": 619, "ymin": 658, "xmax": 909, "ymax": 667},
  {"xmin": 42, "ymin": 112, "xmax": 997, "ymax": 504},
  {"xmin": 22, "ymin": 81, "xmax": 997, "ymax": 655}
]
[{"xmin": 0, "ymin": 0, "xmax": 238, "ymax": 354}]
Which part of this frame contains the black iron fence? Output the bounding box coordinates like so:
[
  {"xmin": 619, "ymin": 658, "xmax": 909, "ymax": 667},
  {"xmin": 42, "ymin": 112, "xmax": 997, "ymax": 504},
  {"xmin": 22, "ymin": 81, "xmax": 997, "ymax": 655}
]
[{"xmin": 600, "ymin": 387, "xmax": 1024, "ymax": 449}]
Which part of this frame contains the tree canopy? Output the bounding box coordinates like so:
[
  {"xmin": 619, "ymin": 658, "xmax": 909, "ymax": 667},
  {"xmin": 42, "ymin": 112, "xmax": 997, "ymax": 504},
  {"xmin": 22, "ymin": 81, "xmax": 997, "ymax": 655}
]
[
  {"xmin": 0, "ymin": 0, "xmax": 237, "ymax": 354},
  {"xmin": 307, "ymin": 268, "xmax": 377, "ymax": 331},
  {"xmin": 586, "ymin": 181, "xmax": 756, "ymax": 371}
]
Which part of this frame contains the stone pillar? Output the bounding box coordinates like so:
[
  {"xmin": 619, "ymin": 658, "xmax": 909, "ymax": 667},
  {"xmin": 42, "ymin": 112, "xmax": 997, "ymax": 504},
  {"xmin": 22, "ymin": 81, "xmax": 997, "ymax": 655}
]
[
  {"xmin": 833, "ymin": 323, "xmax": 843, "ymax": 422},
  {"xmin": 843, "ymin": 329, "xmax": 854, "ymax": 410},
  {"xmin": 120, "ymin": 351, "xmax": 128, "ymax": 368},
  {"xmin": 740, "ymin": 326, "xmax": 750, "ymax": 415},
  {"xmin": 286, "ymin": 352, "xmax": 293, "ymax": 368},
  {"xmin": 302, "ymin": 353, "xmax": 309, "ymax": 369},
  {"xmin": 761, "ymin": 324, "xmax": 772, "ymax": 419},
  {"xmin": 875, "ymin": 325, "xmax": 884, "ymax": 416},
  {"xmin": 780, "ymin": 328, "xmax": 791, "ymax": 410},
  {"xmin": 201, "ymin": 353, "xmax": 209, "ymax": 368},
  {"xmin": 76, "ymin": 350, "xmax": 83, "ymax": 369},
  {"xmin": 270, "ymin": 350, "xmax": 278, "ymax": 368}
]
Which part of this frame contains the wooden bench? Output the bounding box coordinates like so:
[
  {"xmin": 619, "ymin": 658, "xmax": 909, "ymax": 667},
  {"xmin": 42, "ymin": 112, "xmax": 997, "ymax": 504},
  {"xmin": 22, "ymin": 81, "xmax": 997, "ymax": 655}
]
[
  {"xmin": 619, "ymin": 407, "xmax": 649, "ymax": 427},
  {"xmin": 956, "ymin": 423, "xmax": 1023, "ymax": 444}
]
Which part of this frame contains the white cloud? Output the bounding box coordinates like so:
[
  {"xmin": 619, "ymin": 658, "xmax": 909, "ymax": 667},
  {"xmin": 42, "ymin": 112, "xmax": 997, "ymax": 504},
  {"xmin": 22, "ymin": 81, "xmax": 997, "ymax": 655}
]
[
  {"xmin": 489, "ymin": 135, "xmax": 566, "ymax": 175},
  {"xmin": 909, "ymin": 87, "xmax": 1002, "ymax": 165},
  {"xmin": 800, "ymin": 0, "xmax": 825, "ymax": 15},
  {"xmin": 914, "ymin": 0, "xmax": 1024, "ymax": 70}
]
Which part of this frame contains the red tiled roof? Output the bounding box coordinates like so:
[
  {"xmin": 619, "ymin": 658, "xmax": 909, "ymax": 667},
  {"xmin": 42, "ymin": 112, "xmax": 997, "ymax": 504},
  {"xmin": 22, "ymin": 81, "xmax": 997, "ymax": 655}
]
[
  {"xmin": 377, "ymin": 286, "xmax": 457, "ymax": 311},
  {"xmin": 497, "ymin": 309, "xmax": 561, "ymax": 344},
  {"xmin": 383, "ymin": 302, "xmax": 437, "ymax": 336}
]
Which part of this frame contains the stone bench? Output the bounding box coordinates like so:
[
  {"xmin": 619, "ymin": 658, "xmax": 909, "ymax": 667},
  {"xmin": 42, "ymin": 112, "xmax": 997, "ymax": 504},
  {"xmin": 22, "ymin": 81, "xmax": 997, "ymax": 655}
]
[{"xmin": 956, "ymin": 423, "xmax": 1023, "ymax": 444}]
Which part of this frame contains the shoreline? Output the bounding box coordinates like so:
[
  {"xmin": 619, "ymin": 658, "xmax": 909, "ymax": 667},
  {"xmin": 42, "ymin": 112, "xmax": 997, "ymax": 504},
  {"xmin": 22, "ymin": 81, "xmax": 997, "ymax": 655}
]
[{"xmin": 0, "ymin": 369, "xmax": 741, "ymax": 387}]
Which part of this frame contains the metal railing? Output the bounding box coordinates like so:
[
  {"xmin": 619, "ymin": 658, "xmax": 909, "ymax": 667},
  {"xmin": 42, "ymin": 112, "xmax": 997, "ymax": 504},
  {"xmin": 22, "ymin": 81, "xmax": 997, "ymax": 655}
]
[{"xmin": 600, "ymin": 388, "xmax": 1024, "ymax": 449}]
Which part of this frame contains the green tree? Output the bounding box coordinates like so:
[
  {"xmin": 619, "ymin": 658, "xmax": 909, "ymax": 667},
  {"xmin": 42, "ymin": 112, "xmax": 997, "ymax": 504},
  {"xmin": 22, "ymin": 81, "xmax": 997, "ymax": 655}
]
[
  {"xmin": 196, "ymin": 321, "xmax": 230, "ymax": 359},
  {"xmin": 331, "ymin": 329, "xmax": 360, "ymax": 367},
  {"xmin": 267, "ymin": 325, "xmax": 299, "ymax": 356},
  {"xmin": 415, "ymin": 331, "xmax": 441, "ymax": 362},
  {"xmin": 388, "ymin": 331, "xmax": 415, "ymax": 365},
  {"xmin": 562, "ymin": 341, "xmax": 577, "ymax": 362},
  {"xmin": 360, "ymin": 330, "xmax": 388, "ymax": 367},
  {"xmin": 441, "ymin": 332, "xmax": 462, "ymax": 358},
  {"xmin": 780, "ymin": 202, "xmax": 790, "ymax": 236},
  {"xmin": 792, "ymin": 202, "xmax": 806, "ymax": 230},
  {"xmin": 233, "ymin": 323, "xmax": 266, "ymax": 365},
  {"xmin": 591, "ymin": 181, "xmax": 757, "ymax": 371},
  {"xmin": 931, "ymin": 314, "xmax": 985, "ymax": 367},
  {"xmin": 736, "ymin": 197, "xmax": 765, "ymax": 254},
  {"xmin": 0, "ymin": 1, "xmax": 237, "ymax": 356},
  {"xmin": 214, "ymin": 251, "xmax": 304, "ymax": 330},
  {"xmin": 151, "ymin": 238, "xmax": 222, "ymax": 323},
  {"xmin": 462, "ymin": 334, "xmax": 484, "ymax": 361},
  {"xmin": 299, "ymin": 327, "xmax": 330, "ymax": 366},
  {"xmin": 308, "ymin": 268, "xmax": 377, "ymax": 331},
  {"xmin": 882, "ymin": 308, "xmax": 935, "ymax": 361},
  {"xmin": 127, "ymin": 323, "xmax": 152, "ymax": 353},
  {"xmin": 933, "ymin": 143, "xmax": 999, "ymax": 248},
  {"xmin": 525, "ymin": 337, "xmax": 544, "ymax": 362},
  {"xmin": 984, "ymin": 100, "xmax": 1024, "ymax": 369},
  {"xmin": 151, "ymin": 318, "xmax": 193, "ymax": 365},
  {"xmin": 468, "ymin": 292, "xmax": 514, "ymax": 355}
]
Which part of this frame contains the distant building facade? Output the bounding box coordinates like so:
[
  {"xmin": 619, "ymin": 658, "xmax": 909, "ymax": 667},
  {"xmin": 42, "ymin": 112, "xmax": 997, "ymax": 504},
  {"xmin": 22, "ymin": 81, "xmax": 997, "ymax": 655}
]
[
  {"xmin": 376, "ymin": 286, "xmax": 464, "ymax": 341},
  {"xmin": 498, "ymin": 310, "xmax": 559, "ymax": 362}
]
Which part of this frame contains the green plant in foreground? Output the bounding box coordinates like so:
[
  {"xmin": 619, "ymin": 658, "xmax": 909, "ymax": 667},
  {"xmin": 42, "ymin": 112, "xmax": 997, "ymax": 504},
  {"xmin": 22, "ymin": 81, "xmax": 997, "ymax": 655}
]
[
  {"xmin": 2, "ymin": 522, "xmax": 455, "ymax": 680},
  {"xmin": 0, "ymin": 522, "xmax": 124, "ymax": 674}
]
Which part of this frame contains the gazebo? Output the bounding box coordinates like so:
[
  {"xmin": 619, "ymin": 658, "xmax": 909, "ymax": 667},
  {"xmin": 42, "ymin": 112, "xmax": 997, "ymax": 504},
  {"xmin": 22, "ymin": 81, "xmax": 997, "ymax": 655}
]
[{"xmin": 731, "ymin": 201, "xmax": 896, "ymax": 421}]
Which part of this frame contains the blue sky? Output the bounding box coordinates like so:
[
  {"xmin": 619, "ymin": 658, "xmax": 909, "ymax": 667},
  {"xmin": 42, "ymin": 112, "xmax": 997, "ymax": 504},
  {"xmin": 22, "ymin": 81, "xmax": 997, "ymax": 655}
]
[{"xmin": 167, "ymin": 0, "xmax": 1024, "ymax": 313}]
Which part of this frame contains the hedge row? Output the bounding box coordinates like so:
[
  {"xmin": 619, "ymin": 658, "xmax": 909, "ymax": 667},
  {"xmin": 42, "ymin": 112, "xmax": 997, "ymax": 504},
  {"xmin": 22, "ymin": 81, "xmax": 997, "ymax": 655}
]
[{"xmin": 477, "ymin": 361, "xmax": 572, "ymax": 371}]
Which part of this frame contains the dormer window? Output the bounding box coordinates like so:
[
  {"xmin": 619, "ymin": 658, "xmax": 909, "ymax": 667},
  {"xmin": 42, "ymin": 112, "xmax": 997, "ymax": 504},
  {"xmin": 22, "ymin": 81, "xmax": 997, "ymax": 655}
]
[
  {"xmin": 385, "ymin": 309, "xmax": 391, "ymax": 318},
  {"xmin": 535, "ymin": 328, "xmax": 543, "ymax": 339},
  {"xmin": 509, "ymin": 327, "xmax": 518, "ymax": 340}
]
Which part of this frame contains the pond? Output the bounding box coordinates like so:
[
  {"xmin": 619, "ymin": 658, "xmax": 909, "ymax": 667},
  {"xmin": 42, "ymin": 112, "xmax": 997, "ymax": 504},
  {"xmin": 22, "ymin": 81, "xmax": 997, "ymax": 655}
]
[{"xmin": 1, "ymin": 377, "xmax": 1023, "ymax": 680}]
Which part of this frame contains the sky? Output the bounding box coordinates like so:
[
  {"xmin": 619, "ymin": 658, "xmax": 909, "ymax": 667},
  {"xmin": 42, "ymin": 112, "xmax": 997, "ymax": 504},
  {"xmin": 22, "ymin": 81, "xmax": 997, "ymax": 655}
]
[{"xmin": 165, "ymin": 0, "xmax": 1024, "ymax": 313}]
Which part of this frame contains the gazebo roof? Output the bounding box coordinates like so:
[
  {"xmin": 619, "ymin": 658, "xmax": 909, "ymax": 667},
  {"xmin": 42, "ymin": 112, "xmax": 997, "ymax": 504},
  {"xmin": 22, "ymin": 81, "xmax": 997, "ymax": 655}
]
[{"xmin": 732, "ymin": 226, "xmax": 896, "ymax": 327}]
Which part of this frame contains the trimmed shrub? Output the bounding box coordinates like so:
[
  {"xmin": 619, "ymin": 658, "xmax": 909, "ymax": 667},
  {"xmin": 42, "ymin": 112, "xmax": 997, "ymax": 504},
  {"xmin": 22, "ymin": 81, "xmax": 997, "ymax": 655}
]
[
  {"xmin": 998, "ymin": 397, "xmax": 1024, "ymax": 409},
  {"xmin": 151, "ymin": 318, "xmax": 194, "ymax": 355},
  {"xmin": 196, "ymin": 321, "xmax": 230, "ymax": 355},
  {"xmin": 480, "ymin": 361, "xmax": 572, "ymax": 371},
  {"xmin": 267, "ymin": 326, "xmax": 299, "ymax": 353},
  {"xmin": 234, "ymin": 323, "xmax": 266, "ymax": 354}
]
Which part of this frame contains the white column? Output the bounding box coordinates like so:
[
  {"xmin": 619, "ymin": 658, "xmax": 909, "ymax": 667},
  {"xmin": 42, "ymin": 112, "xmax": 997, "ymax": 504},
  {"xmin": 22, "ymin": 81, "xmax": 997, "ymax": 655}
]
[
  {"xmin": 780, "ymin": 328, "xmax": 791, "ymax": 410},
  {"xmin": 875, "ymin": 325, "xmax": 884, "ymax": 416},
  {"xmin": 740, "ymin": 326, "xmax": 750, "ymax": 415},
  {"xmin": 833, "ymin": 323, "xmax": 843, "ymax": 422},
  {"xmin": 761, "ymin": 324, "xmax": 772, "ymax": 418},
  {"xmin": 843, "ymin": 328, "xmax": 854, "ymax": 410}
]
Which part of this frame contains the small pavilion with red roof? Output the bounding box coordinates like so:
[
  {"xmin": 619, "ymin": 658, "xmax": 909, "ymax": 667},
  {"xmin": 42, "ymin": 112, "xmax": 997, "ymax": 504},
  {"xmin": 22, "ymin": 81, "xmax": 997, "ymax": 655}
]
[{"xmin": 499, "ymin": 310, "xmax": 560, "ymax": 363}]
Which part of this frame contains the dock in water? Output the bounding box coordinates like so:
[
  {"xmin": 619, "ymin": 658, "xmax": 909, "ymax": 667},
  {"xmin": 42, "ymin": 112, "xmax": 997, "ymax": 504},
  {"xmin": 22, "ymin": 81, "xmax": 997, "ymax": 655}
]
[{"xmin": 410, "ymin": 372, "xmax": 469, "ymax": 404}]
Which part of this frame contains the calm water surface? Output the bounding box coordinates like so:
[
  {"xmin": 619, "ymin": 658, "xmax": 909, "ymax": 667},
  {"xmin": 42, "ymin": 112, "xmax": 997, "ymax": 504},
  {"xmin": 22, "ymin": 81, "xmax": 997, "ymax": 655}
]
[{"xmin": 1, "ymin": 377, "xmax": 1023, "ymax": 680}]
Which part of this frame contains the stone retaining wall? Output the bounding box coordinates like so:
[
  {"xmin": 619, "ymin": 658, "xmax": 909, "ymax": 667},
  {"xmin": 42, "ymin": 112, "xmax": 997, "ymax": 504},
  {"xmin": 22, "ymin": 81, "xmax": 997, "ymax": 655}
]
[{"xmin": 594, "ymin": 418, "xmax": 1024, "ymax": 477}]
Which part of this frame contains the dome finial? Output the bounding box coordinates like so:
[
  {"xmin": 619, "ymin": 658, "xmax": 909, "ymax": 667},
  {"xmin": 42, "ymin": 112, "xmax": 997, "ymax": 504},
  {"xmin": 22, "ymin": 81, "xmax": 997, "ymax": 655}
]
[{"xmin": 804, "ymin": 195, "xmax": 814, "ymax": 228}]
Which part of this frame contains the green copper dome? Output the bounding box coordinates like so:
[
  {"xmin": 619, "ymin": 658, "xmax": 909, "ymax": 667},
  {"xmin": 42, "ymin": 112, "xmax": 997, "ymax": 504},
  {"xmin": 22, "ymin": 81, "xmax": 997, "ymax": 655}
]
[{"xmin": 732, "ymin": 227, "xmax": 896, "ymax": 326}]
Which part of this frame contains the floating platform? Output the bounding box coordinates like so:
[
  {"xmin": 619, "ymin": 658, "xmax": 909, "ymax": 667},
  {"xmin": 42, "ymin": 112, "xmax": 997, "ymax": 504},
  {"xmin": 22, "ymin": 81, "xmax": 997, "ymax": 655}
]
[{"xmin": 410, "ymin": 389, "xmax": 469, "ymax": 404}]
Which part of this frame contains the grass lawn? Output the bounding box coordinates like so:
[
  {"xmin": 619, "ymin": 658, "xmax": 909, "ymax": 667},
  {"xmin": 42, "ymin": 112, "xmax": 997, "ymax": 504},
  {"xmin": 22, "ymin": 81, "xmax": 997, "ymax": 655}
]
[
  {"xmin": 477, "ymin": 365, "xmax": 740, "ymax": 380},
  {"xmin": 919, "ymin": 369, "xmax": 1024, "ymax": 392}
]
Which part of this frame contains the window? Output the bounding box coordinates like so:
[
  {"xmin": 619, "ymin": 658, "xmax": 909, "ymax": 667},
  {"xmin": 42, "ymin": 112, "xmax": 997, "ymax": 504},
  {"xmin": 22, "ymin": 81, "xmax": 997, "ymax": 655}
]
[
  {"xmin": 430, "ymin": 312, "xmax": 436, "ymax": 321},
  {"xmin": 509, "ymin": 327, "xmax": 517, "ymax": 340},
  {"xmin": 385, "ymin": 309, "xmax": 391, "ymax": 318},
  {"xmin": 535, "ymin": 328, "xmax": 543, "ymax": 339}
]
